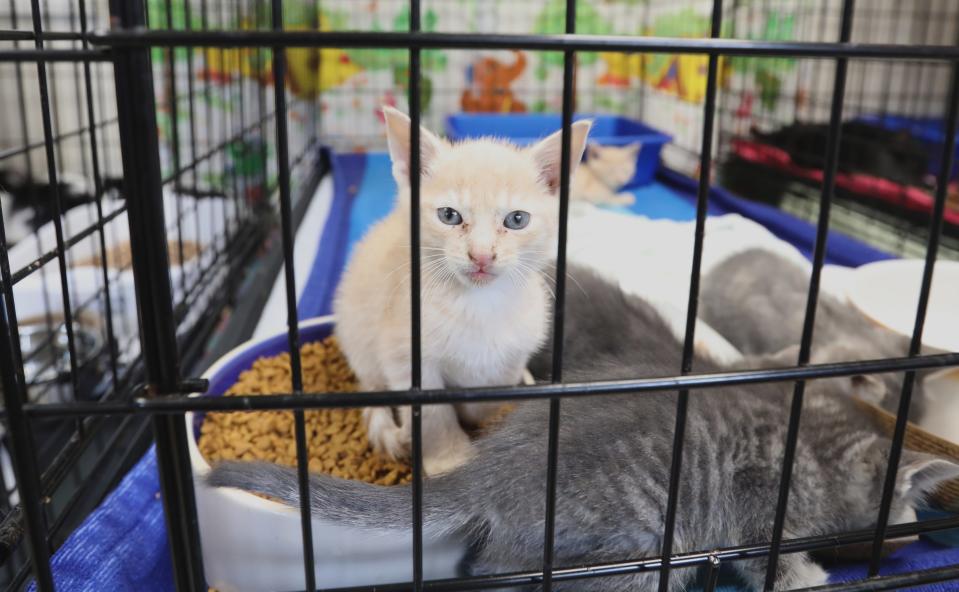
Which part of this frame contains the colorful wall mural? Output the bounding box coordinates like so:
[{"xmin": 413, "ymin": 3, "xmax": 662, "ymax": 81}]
[{"xmin": 144, "ymin": 0, "xmax": 957, "ymax": 177}]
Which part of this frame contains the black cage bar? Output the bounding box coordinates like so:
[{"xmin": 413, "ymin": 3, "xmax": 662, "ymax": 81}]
[{"xmin": 0, "ymin": 0, "xmax": 957, "ymax": 591}]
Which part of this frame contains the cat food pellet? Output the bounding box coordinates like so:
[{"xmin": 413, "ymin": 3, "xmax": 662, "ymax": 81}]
[{"xmin": 198, "ymin": 336, "xmax": 414, "ymax": 486}]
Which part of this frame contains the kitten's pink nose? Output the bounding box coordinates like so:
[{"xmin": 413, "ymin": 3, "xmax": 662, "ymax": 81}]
[{"xmin": 468, "ymin": 251, "xmax": 495, "ymax": 269}]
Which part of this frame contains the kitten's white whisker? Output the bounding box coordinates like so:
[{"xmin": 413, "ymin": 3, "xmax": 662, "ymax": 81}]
[
  {"xmin": 421, "ymin": 267, "xmax": 448, "ymax": 303},
  {"xmin": 534, "ymin": 261, "xmax": 588, "ymax": 299},
  {"xmin": 401, "ymin": 246, "xmax": 447, "ymax": 253},
  {"xmin": 513, "ymin": 260, "xmax": 556, "ymax": 301},
  {"xmin": 382, "ymin": 254, "xmax": 447, "ymax": 282},
  {"xmin": 419, "ymin": 266, "xmax": 450, "ymax": 304},
  {"xmin": 381, "ymin": 261, "xmax": 411, "ymax": 281},
  {"xmin": 387, "ymin": 263, "xmax": 438, "ymax": 305},
  {"xmin": 387, "ymin": 258, "xmax": 447, "ymax": 293}
]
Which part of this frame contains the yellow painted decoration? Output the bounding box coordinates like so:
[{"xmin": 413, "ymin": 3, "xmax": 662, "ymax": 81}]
[
  {"xmin": 597, "ymin": 52, "xmax": 642, "ymax": 87},
  {"xmin": 676, "ymin": 54, "xmax": 708, "ymax": 103},
  {"xmin": 285, "ymin": 45, "xmax": 361, "ymax": 99},
  {"xmin": 598, "ymin": 50, "xmax": 726, "ymax": 104},
  {"xmin": 200, "ymin": 48, "xmax": 260, "ymax": 83},
  {"xmin": 196, "ymin": 17, "xmax": 361, "ymax": 98}
]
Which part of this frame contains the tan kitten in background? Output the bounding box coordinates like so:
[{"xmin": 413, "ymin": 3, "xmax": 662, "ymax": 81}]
[
  {"xmin": 333, "ymin": 107, "xmax": 591, "ymax": 475},
  {"xmin": 571, "ymin": 142, "xmax": 641, "ymax": 207}
]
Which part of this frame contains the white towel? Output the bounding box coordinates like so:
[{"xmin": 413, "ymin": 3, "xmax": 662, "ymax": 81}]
[{"xmin": 565, "ymin": 203, "xmax": 855, "ymax": 365}]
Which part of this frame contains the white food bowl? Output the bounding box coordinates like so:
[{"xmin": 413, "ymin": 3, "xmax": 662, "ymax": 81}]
[
  {"xmin": 846, "ymin": 259, "xmax": 959, "ymax": 353},
  {"xmin": 846, "ymin": 258, "xmax": 959, "ymax": 445},
  {"xmin": 188, "ymin": 316, "xmax": 467, "ymax": 592}
]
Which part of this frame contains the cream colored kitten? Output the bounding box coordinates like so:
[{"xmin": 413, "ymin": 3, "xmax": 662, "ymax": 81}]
[
  {"xmin": 333, "ymin": 107, "xmax": 590, "ymax": 475},
  {"xmin": 571, "ymin": 142, "xmax": 641, "ymax": 207}
]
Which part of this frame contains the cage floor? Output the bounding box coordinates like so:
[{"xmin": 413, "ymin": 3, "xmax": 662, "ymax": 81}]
[{"xmin": 34, "ymin": 153, "xmax": 958, "ymax": 591}]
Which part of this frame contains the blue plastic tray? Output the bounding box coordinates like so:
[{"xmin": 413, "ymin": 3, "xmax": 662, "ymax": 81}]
[
  {"xmin": 445, "ymin": 113, "xmax": 672, "ymax": 187},
  {"xmin": 856, "ymin": 114, "xmax": 959, "ymax": 180}
]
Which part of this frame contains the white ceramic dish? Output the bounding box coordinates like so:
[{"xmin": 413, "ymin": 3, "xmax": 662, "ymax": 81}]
[
  {"xmin": 846, "ymin": 259, "xmax": 959, "ymax": 353},
  {"xmin": 9, "ymin": 192, "xmax": 237, "ymax": 365},
  {"xmin": 188, "ymin": 317, "xmax": 467, "ymax": 592}
]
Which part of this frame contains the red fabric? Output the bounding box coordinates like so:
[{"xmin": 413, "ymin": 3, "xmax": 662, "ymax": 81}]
[{"xmin": 731, "ymin": 138, "xmax": 959, "ymax": 227}]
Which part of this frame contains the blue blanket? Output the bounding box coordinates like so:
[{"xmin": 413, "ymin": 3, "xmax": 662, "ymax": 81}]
[
  {"xmin": 36, "ymin": 153, "xmax": 954, "ymax": 591},
  {"xmin": 28, "ymin": 447, "xmax": 173, "ymax": 592},
  {"xmin": 829, "ymin": 538, "xmax": 959, "ymax": 591},
  {"xmin": 297, "ymin": 152, "xmax": 367, "ymax": 320}
]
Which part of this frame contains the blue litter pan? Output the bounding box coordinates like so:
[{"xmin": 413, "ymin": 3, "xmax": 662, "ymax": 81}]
[
  {"xmin": 856, "ymin": 114, "xmax": 959, "ymax": 180},
  {"xmin": 445, "ymin": 113, "xmax": 672, "ymax": 187}
]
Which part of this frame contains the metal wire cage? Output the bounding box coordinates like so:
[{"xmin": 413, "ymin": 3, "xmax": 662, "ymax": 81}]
[
  {"xmin": 710, "ymin": 0, "xmax": 959, "ymax": 260},
  {"xmin": 0, "ymin": 0, "xmax": 958, "ymax": 591},
  {"xmin": 0, "ymin": 0, "xmax": 324, "ymax": 587}
]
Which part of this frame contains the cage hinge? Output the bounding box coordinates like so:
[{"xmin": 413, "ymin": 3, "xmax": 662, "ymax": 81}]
[
  {"xmin": 179, "ymin": 378, "xmax": 209, "ymax": 394},
  {"xmin": 137, "ymin": 378, "xmax": 208, "ymax": 398}
]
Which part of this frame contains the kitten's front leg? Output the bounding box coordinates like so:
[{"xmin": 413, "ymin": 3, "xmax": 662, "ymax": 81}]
[
  {"xmin": 379, "ymin": 363, "xmax": 474, "ymax": 475},
  {"xmin": 456, "ymin": 365, "xmax": 528, "ymax": 426},
  {"xmin": 404, "ymin": 365, "xmax": 474, "ymax": 475},
  {"xmin": 363, "ymin": 407, "xmax": 409, "ymax": 460},
  {"xmin": 363, "ymin": 359, "xmax": 419, "ymax": 461},
  {"xmin": 396, "ymin": 404, "xmax": 475, "ymax": 475}
]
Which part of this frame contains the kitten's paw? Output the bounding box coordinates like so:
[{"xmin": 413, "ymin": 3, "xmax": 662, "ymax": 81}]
[
  {"xmin": 614, "ymin": 192, "xmax": 636, "ymax": 206},
  {"xmin": 423, "ymin": 443, "xmax": 474, "ymax": 476},
  {"xmin": 775, "ymin": 556, "xmax": 829, "ymax": 590},
  {"xmin": 364, "ymin": 408, "xmax": 411, "ymax": 460},
  {"xmin": 370, "ymin": 424, "xmax": 411, "ymax": 460},
  {"xmin": 422, "ymin": 410, "xmax": 475, "ymax": 476}
]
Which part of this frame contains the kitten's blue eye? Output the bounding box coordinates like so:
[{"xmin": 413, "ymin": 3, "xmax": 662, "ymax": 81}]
[
  {"xmin": 437, "ymin": 207, "xmax": 463, "ymax": 225},
  {"xmin": 504, "ymin": 210, "xmax": 530, "ymax": 230}
]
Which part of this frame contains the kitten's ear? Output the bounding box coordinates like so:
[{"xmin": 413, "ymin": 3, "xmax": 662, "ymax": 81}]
[
  {"xmin": 627, "ymin": 141, "xmax": 643, "ymax": 155},
  {"xmin": 528, "ymin": 120, "xmax": 592, "ymax": 194},
  {"xmin": 381, "ymin": 106, "xmax": 446, "ymax": 187},
  {"xmin": 587, "ymin": 143, "xmax": 601, "ymax": 160},
  {"xmin": 897, "ymin": 451, "xmax": 959, "ymax": 499}
]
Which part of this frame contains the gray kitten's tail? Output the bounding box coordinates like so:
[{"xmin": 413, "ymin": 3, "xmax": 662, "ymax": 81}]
[{"xmin": 206, "ymin": 461, "xmax": 473, "ymax": 536}]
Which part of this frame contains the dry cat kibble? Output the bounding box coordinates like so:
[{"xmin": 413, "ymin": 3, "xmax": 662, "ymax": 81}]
[{"xmin": 198, "ymin": 336, "xmax": 413, "ymax": 486}]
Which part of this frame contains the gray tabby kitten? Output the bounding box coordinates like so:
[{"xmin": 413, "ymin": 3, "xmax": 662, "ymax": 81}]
[
  {"xmin": 209, "ymin": 266, "xmax": 958, "ymax": 591},
  {"xmin": 700, "ymin": 249, "xmax": 937, "ymax": 418}
]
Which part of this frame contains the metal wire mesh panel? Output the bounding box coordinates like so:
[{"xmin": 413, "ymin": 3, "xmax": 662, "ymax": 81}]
[
  {"xmin": 0, "ymin": 0, "xmax": 957, "ymax": 591},
  {"xmin": 0, "ymin": 0, "xmax": 321, "ymax": 588},
  {"xmin": 711, "ymin": 0, "xmax": 959, "ymax": 259}
]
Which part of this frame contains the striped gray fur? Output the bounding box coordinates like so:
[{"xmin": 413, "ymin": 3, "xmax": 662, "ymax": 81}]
[
  {"xmin": 209, "ymin": 265, "xmax": 958, "ymax": 591},
  {"xmin": 700, "ymin": 248, "xmax": 941, "ymax": 418}
]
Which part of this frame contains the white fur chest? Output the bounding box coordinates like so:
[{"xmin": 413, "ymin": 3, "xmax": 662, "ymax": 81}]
[{"xmin": 423, "ymin": 278, "xmax": 549, "ymax": 388}]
